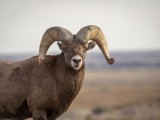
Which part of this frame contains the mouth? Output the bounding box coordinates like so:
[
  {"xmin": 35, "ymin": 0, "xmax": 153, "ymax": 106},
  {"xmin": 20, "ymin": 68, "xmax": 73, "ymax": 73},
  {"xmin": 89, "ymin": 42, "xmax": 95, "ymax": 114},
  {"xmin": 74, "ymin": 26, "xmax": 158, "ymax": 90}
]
[
  {"xmin": 75, "ymin": 65, "xmax": 80, "ymax": 67},
  {"xmin": 73, "ymin": 65, "xmax": 81, "ymax": 70}
]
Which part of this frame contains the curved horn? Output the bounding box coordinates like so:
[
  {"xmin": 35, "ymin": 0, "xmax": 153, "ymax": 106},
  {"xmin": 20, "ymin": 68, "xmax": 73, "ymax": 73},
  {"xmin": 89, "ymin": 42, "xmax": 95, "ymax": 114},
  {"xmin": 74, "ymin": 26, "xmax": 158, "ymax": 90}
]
[
  {"xmin": 39, "ymin": 27, "xmax": 73, "ymax": 64},
  {"xmin": 76, "ymin": 25, "xmax": 114, "ymax": 64}
]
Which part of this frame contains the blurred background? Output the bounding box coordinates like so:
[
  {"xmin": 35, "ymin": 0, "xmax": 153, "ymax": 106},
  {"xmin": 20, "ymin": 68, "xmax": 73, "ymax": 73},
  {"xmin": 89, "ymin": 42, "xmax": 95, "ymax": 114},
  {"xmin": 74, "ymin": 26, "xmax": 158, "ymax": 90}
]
[{"xmin": 0, "ymin": 0, "xmax": 160, "ymax": 120}]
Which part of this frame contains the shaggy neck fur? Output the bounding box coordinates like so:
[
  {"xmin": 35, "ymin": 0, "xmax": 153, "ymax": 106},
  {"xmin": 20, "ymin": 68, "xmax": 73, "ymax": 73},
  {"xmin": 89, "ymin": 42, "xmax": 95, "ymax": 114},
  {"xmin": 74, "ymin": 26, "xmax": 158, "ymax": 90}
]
[{"xmin": 53, "ymin": 53, "xmax": 85, "ymax": 114}]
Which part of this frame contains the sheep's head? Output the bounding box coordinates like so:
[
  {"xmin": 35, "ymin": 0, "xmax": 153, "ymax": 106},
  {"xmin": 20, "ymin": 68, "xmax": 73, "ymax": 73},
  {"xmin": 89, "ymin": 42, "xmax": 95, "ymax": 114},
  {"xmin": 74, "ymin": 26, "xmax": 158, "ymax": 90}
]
[
  {"xmin": 57, "ymin": 37, "xmax": 96, "ymax": 70},
  {"xmin": 39, "ymin": 25, "xmax": 114, "ymax": 70}
]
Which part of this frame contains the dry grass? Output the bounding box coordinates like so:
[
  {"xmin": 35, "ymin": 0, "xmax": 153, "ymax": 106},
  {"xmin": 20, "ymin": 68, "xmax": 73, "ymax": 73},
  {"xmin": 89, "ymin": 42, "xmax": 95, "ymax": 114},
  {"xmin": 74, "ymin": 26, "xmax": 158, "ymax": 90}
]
[
  {"xmin": 27, "ymin": 68, "xmax": 160, "ymax": 120},
  {"xmin": 70, "ymin": 69, "xmax": 160, "ymax": 109}
]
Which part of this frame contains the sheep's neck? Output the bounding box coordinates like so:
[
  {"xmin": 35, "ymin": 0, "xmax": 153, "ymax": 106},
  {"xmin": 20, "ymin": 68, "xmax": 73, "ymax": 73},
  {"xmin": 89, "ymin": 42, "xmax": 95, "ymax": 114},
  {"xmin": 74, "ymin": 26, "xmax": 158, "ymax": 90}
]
[
  {"xmin": 55, "ymin": 53, "xmax": 85, "ymax": 110},
  {"xmin": 55, "ymin": 53, "xmax": 85, "ymax": 94}
]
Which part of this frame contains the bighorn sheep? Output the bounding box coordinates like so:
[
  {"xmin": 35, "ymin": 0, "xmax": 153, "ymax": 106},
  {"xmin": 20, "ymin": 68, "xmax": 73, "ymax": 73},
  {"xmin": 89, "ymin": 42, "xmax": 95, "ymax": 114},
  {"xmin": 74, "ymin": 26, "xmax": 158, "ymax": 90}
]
[{"xmin": 0, "ymin": 25, "xmax": 114, "ymax": 120}]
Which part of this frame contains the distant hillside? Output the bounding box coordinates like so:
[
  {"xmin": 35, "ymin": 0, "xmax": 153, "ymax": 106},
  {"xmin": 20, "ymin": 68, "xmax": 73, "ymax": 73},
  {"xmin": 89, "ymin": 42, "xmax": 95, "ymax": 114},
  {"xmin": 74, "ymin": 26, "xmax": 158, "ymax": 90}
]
[
  {"xmin": 0, "ymin": 51, "xmax": 160, "ymax": 70},
  {"xmin": 86, "ymin": 51, "xmax": 160, "ymax": 70}
]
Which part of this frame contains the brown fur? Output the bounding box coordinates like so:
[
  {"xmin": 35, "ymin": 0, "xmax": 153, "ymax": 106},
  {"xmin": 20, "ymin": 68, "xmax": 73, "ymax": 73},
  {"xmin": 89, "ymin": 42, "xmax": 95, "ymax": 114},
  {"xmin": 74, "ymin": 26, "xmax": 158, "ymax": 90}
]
[
  {"xmin": 0, "ymin": 53, "xmax": 85, "ymax": 120},
  {"xmin": 0, "ymin": 39, "xmax": 97, "ymax": 120}
]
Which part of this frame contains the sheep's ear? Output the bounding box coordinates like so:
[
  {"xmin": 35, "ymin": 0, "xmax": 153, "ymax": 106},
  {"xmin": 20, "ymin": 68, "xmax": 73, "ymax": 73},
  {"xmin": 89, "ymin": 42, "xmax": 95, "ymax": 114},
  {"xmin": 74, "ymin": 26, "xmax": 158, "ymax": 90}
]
[
  {"xmin": 87, "ymin": 41, "xmax": 96, "ymax": 50},
  {"xmin": 57, "ymin": 42, "xmax": 62, "ymax": 50}
]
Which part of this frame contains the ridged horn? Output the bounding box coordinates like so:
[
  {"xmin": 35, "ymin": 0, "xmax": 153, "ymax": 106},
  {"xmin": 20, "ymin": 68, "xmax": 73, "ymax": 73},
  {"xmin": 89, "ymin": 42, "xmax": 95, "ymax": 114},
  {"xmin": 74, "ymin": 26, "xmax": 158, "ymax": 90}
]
[
  {"xmin": 76, "ymin": 25, "xmax": 114, "ymax": 64},
  {"xmin": 39, "ymin": 27, "xmax": 73, "ymax": 64}
]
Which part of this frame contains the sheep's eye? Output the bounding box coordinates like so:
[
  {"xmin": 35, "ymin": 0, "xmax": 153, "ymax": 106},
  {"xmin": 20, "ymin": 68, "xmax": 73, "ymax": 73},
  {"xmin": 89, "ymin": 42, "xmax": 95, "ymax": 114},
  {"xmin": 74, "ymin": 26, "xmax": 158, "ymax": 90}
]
[
  {"xmin": 83, "ymin": 46, "xmax": 88, "ymax": 50},
  {"xmin": 63, "ymin": 50, "xmax": 68, "ymax": 53},
  {"xmin": 63, "ymin": 48, "xmax": 71, "ymax": 53}
]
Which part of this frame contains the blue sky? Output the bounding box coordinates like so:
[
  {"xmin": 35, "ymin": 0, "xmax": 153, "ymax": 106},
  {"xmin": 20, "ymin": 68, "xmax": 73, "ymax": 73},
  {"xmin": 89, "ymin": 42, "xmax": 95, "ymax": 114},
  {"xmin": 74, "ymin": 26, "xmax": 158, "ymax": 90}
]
[{"xmin": 0, "ymin": 0, "xmax": 160, "ymax": 54}]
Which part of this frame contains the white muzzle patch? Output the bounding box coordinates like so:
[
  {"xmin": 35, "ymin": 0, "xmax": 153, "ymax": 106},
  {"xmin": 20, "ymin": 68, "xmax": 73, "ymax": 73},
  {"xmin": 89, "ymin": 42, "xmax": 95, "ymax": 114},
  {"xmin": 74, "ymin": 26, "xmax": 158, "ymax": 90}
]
[{"xmin": 71, "ymin": 55, "xmax": 82, "ymax": 70}]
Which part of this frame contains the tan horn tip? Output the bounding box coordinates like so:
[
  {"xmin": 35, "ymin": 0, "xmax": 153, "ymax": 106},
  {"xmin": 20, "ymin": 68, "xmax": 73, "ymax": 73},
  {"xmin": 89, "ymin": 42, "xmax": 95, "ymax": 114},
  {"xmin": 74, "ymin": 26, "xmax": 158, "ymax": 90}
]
[{"xmin": 107, "ymin": 58, "xmax": 114, "ymax": 65}]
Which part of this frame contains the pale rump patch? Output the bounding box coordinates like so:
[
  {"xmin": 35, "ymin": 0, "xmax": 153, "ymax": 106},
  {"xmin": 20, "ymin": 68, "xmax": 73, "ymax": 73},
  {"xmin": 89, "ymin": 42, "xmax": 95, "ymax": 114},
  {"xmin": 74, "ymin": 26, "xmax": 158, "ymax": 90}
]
[{"xmin": 71, "ymin": 55, "xmax": 82, "ymax": 70}]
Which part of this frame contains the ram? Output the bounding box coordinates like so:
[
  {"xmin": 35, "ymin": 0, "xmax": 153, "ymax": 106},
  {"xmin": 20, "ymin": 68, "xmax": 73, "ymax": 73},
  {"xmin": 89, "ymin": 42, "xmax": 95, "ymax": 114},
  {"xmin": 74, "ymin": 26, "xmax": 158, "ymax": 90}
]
[{"xmin": 0, "ymin": 25, "xmax": 114, "ymax": 120}]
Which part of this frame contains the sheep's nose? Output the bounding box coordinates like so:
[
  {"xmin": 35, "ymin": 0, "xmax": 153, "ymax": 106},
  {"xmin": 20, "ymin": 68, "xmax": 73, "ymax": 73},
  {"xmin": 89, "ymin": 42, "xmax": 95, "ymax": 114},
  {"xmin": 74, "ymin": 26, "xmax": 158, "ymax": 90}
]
[
  {"xmin": 71, "ymin": 55, "xmax": 82, "ymax": 70},
  {"xmin": 71, "ymin": 55, "xmax": 82, "ymax": 67},
  {"xmin": 73, "ymin": 59, "xmax": 81, "ymax": 64}
]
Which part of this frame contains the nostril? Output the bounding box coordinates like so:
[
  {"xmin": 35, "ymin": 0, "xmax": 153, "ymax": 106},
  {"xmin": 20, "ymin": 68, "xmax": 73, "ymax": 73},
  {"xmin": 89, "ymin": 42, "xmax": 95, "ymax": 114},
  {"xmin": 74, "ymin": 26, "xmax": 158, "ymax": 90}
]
[
  {"xmin": 73, "ymin": 59, "xmax": 81, "ymax": 64},
  {"xmin": 73, "ymin": 59, "xmax": 77, "ymax": 62},
  {"xmin": 78, "ymin": 59, "xmax": 81, "ymax": 62},
  {"xmin": 77, "ymin": 59, "xmax": 81, "ymax": 62}
]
